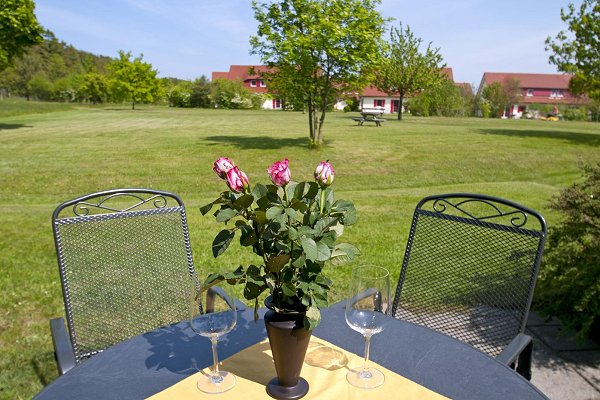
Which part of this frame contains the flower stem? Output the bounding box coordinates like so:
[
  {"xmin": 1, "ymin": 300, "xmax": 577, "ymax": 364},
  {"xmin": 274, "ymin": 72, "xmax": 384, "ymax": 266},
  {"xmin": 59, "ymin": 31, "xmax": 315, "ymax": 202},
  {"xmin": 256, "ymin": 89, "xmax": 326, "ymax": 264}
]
[{"xmin": 320, "ymin": 189, "xmax": 326, "ymax": 214}]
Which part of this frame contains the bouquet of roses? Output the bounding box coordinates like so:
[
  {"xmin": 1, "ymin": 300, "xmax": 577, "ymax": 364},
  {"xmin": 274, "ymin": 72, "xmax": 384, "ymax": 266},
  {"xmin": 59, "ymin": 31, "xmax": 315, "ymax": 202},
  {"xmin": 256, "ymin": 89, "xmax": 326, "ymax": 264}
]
[{"xmin": 200, "ymin": 157, "xmax": 359, "ymax": 329}]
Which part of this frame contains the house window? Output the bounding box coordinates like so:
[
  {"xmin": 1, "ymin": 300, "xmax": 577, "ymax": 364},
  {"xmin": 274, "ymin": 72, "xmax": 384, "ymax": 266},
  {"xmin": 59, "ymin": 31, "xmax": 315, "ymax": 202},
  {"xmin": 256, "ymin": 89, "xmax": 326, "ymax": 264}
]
[
  {"xmin": 259, "ymin": 80, "xmax": 266, "ymax": 87},
  {"xmin": 526, "ymin": 89, "xmax": 534, "ymax": 97},
  {"xmin": 272, "ymin": 99, "xmax": 281, "ymax": 109},
  {"xmin": 374, "ymin": 99, "xmax": 385, "ymax": 108},
  {"xmin": 550, "ymin": 89, "xmax": 564, "ymax": 98},
  {"xmin": 250, "ymin": 80, "xmax": 257, "ymax": 87}
]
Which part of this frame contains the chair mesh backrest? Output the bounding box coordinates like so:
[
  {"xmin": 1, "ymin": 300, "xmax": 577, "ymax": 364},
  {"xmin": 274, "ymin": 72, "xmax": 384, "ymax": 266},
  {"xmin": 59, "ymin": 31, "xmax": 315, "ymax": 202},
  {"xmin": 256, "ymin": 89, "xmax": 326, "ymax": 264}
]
[
  {"xmin": 52, "ymin": 189, "xmax": 198, "ymax": 364},
  {"xmin": 392, "ymin": 194, "xmax": 546, "ymax": 357}
]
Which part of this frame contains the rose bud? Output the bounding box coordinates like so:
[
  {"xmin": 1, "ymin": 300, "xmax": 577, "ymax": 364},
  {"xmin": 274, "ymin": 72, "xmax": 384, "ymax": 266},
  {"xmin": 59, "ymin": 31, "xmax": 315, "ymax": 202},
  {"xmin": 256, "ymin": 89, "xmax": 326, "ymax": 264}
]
[
  {"xmin": 267, "ymin": 158, "xmax": 291, "ymax": 187},
  {"xmin": 314, "ymin": 161, "xmax": 335, "ymax": 187},
  {"xmin": 213, "ymin": 157, "xmax": 235, "ymax": 179},
  {"xmin": 226, "ymin": 166, "xmax": 250, "ymax": 193}
]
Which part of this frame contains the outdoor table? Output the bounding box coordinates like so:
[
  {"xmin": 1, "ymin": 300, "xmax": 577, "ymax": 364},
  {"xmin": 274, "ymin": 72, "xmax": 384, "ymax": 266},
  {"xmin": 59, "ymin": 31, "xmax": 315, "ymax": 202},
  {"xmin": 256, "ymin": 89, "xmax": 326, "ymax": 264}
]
[
  {"xmin": 33, "ymin": 306, "xmax": 549, "ymax": 400},
  {"xmin": 352, "ymin": 109, "xmax": 385, "ymax": 126}
]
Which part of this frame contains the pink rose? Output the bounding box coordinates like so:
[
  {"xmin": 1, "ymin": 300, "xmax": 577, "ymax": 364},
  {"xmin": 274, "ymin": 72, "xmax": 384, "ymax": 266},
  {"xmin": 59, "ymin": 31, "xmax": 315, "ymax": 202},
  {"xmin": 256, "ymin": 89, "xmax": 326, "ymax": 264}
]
[
  {"xmin": 213, "ymin": 157, "xmax": 235, "ymax": 179},
  {"xmin": 314, "ymin": 161, "xmax": 334, "ymax": 187},
  {"xmin": 267, "ymin": 158, "xmax": 291, "ymax": 187},
  {"xmin": 226, "ymin": 166, "xmax": 250, "ymax": 193}
]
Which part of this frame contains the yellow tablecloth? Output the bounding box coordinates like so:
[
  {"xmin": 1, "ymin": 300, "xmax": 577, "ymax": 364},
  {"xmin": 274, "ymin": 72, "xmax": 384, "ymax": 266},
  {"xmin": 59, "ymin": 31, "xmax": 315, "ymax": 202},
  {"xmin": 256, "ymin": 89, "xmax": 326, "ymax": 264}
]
[{"xmin": 147, "ymin": 336, "xmax": 450, "ymax": 399}]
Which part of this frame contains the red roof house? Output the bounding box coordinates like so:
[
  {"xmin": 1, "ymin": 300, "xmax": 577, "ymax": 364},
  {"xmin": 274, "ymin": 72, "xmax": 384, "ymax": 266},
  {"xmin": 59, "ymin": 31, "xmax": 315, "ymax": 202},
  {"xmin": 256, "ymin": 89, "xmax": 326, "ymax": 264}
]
[
  {"xmin": 211, "ymin": 65, "xmax": 271, "ymax": 94},
  {"xmin": 478, "ymin": 72, "xmax": 587, "ymax": 117},
  {"xmin": 359, "ymin": 68, "xmax": 455, "ymax": 114}
]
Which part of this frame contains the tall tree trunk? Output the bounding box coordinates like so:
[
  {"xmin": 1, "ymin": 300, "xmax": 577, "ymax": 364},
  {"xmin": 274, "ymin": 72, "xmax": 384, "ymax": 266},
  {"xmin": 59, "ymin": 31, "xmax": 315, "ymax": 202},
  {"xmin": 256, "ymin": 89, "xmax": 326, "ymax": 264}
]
[
  {"xmin": 397, "ymin": 91, "xmax": 405, "ymax": 120},
  {"xmin": 307, "ymin": 97, "xmax": 316, "ymax": 146}
]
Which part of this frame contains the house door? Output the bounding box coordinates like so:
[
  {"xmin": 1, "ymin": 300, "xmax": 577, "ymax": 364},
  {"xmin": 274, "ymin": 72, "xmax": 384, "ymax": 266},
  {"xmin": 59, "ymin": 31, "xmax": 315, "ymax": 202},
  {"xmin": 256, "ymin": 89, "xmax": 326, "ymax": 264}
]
[{"xmin": 391, "ymin": 100, "xmax": 399, "ymax": 114}]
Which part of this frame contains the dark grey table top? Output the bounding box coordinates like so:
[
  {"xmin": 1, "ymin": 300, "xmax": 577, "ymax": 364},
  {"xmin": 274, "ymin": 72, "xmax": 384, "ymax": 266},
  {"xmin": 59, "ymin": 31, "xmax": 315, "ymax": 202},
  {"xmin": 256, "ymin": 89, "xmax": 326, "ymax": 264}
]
[{"xmin": 34, "ymin": 306, "xmax": 549, "ymax": 400}]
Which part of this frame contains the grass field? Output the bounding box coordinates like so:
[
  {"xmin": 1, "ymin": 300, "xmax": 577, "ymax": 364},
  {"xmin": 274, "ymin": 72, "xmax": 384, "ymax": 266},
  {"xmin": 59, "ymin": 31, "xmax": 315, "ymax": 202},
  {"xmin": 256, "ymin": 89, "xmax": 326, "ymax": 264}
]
[{"xmin": 0, "ymin": 101, "xmax": 598, "ymax": 399}]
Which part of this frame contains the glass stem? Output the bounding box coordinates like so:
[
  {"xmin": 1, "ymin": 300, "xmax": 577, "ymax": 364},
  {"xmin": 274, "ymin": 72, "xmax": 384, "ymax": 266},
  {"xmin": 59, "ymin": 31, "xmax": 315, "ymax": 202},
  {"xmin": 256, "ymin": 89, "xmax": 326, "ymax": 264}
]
[
  {"xmin": 363, "ymin": 335, "xmax": 371, "ymax": 372},
  {"xmin": 211, "ymin": 336, "xmax": 220, "ymax": 379}
]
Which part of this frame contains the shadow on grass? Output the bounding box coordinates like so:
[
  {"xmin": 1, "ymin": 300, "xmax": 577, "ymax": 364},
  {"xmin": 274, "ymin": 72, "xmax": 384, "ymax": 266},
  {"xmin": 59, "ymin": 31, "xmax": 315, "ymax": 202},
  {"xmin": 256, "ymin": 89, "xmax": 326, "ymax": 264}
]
[
  {"xmin": 479, "ymin": 128, "xmax": 600, "ymax": 146},
  {"xmin": 0, "ymin": 123, "xmax": 29, "ymax": 130},
  {"xmin": 204, "ymin": 135, "xmax": 308, "ymax": 149}
]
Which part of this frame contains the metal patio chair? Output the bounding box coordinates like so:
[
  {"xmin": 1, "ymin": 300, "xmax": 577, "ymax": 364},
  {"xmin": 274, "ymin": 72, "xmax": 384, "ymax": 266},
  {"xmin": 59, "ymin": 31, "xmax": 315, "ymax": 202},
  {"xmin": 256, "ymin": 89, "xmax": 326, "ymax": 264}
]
[
  {"xmin": 391, "ymin": 193, "xmax": 546, "ymax": 380},
  {"xmin": 50, "ymin": 189, "xmax": 201, "ymax": 375}
]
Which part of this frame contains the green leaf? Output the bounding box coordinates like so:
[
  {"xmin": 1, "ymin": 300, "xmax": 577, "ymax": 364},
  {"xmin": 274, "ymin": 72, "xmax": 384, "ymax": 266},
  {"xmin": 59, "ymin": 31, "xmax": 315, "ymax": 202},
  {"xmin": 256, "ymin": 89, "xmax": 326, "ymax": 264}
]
[
  {"xmin": 288, "ymin": 226, "xmax": 298, "ymax": 240},
  {"xmin": 282, "ymin": 282, "xmax": 296, "ymax": 297},
  {"xmin": 342, "ymin": 209, "xmax": 358, "ymax": 225},
  {"xmin": 284, "ymin": 207, "xmax": 297, "ymax": 220},
  {"xmin": 330, "ymin": 243, "xmax": 361, "ymax": 266},
  {"xmin": 216, "ymin": 208, "xmax": 238, "ymax": 223},
  {"xmin": 266, "ymin": 205, "xmax": 284, "ymax": 220},
  {"xmin": 298, "ymin": 226, "xmax": 316, "ymax": 238},
  {"xmin": 290, "ymin": 199, "xmax": 308, "ymax": 212},
  {"xmin": 252, "ymin": 183, "xmax": 268, "ymax": 199},
  {"xmin": 253, "ymin": 210, "xmax": 268, "ymax": 224},
  {"xmin": 200, "ymin": 201, "xmax": 216, "ymax": 216},
  {"xmin": 244, "ymin": 282, "xmax": 266, "ymax": 300},
  {"xmin": 239, "ymin": 224, "xmax": 257, "ymax": 246},
  {"xmin": 233, "ymin": 194, "xmax": 254, "ymax": 210},
  {"xmin": 292, "ymin": 253, "xmax": 306, "ymax": 268},
  {"xmin": 304, "ymin": 182, "xmax": 319, "ymax": 200},
  {"xmin": 212, "ymin": 229, "xmax": 235, "ymax": 258},
  {"xmin": 304, "ymin": 306, "xmax": 321, "ymax": 330},
  {"xmin": 332, "ymin": 199, "xmax": 355, "ymax": 211},
  {"xmin": 300, "ymin": 236, "xmax": 318, "ymax": 261},
  {"xmin": 315, "ymin": 241, "xmax": 332, "ymax": 262}
]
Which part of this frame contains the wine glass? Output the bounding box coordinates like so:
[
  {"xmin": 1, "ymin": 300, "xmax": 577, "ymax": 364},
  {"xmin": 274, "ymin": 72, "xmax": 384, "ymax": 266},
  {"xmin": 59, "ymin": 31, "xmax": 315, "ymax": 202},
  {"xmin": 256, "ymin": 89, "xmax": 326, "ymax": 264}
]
[
  {"xmin": 345, "ymin": 264, "xmax": 390, "ymax": 389},
  {"xmin": 189, "ymin": 279, "xmax": 238, "ymax": 393}
]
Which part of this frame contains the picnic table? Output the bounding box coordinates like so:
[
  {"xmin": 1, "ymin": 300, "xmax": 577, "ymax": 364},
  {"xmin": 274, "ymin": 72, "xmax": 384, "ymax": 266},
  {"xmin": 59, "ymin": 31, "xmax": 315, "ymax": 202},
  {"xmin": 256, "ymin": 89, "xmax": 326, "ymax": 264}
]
[{"xmin": 352, "ymin": 108, "xmax": 385, "ymax": 126}]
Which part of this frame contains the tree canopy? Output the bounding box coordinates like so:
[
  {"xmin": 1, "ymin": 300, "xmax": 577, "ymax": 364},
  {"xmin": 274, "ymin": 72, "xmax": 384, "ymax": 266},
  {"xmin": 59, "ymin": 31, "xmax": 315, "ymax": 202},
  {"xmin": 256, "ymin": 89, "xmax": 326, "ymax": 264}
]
[
  {"xmin": 0, "ymin": 0, "xmax": 44, "ymax": 72},
  {"xmin": 107, "ymin": 50, "xmax": 160, "ymax": 110},
  {"xmin": 546, "ymin": 0, "xmax": 600, "ymax": 101},
  {"xmin": 250, "ymin": 0, "xmax": 387, "ymax": 147},
  {"xmin": 376, "ymin": 23, "xmax": 446, "ymax": 120}
]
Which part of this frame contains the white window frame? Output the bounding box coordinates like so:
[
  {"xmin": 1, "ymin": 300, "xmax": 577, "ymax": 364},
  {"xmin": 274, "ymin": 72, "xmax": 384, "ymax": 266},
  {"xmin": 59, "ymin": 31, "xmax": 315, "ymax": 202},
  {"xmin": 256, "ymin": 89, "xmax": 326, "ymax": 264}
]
[
  {"xmin": 250, "ymin": 80, "xmax": 257, "ymax": 87},
  {"xmin": 259, "ymin": 80, "xmax": 266, "ymax": 88}
]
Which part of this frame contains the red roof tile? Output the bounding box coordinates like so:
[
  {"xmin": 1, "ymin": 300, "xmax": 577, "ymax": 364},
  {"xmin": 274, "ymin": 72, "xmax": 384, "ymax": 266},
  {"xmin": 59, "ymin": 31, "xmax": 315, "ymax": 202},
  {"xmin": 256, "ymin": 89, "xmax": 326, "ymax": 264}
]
[{"xmin": 481, "ymin": 72, "xmax": 572, "ymax": 89}]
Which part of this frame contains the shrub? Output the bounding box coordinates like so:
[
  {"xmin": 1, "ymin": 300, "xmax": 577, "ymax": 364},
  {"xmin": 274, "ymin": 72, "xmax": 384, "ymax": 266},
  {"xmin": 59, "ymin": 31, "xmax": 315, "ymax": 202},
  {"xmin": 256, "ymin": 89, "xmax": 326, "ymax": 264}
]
[
  {"xmin": 535, "ymin": 163, "xmax": 600, "ymax": 340},
  {"xmin": 562, "ymin": 107, "xmax": 588, "ymax": 121}
]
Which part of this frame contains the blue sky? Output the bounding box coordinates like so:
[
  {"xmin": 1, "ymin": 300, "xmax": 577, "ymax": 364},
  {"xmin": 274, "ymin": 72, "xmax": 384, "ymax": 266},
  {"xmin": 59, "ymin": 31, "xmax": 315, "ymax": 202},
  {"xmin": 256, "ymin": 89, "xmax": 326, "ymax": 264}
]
[{"xmin": 35, "ymin": 0, "xmax": 578, "ymax": 87}]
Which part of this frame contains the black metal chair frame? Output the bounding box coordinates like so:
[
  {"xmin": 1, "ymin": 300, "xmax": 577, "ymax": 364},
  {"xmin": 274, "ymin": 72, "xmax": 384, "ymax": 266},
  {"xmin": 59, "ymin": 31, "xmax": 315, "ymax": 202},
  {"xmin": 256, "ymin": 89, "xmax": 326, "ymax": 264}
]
[
  {"xmin": 392, "ymin": 193, "xmax": 547, "ymax": 380},
  {"xmin": 50, "ymin": 189, "xmax": 200, "ymax": 375}
]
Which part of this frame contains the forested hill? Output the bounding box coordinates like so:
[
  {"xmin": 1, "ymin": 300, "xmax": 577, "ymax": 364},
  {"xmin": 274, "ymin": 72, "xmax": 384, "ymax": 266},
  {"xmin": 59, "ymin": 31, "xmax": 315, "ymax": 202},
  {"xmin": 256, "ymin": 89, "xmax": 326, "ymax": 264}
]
[{"xmin": 0, "ymin": 30, "xmax": 113, "ymax": 101}]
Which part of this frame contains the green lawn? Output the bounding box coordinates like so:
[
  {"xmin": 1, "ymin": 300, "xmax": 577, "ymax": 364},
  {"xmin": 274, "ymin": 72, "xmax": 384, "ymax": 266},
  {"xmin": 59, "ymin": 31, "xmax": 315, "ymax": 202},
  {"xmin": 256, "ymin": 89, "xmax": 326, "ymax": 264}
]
[{"xmin": 0, "ymin": 103, "xmax": 598, "ymax": 399}]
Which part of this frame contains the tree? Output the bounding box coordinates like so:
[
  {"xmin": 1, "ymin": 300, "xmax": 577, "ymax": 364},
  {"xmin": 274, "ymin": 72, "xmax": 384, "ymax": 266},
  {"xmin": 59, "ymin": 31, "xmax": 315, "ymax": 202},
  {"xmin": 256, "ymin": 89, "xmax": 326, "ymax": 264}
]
[
  {"xmin": 107, "ymin": 50, "xmax": 160, "ymax": 110},
  {"xmin": 546, "ymin": 0, "xmax": 600, "ymax": 102},
  {"xmin": 251, "ymin": 0, "xmax": 386, "ymax": 147},
  {"xmin": 0, "ymin": 0, "xmax": 43, "ymax": 72},
  {"xmin": 376, "ymin": 23, "xmax": 446, "ymax": 120},
  {"xmin": 409, "ymin": 78, "xmax": 468, "ymax": 117},
  {"xmin": 481, "ymin": 78, "xmax": 520, "ymax": 117},
  {"xmin": 79, "ymin": 72, "xmax": 109, "ymax": 104}
]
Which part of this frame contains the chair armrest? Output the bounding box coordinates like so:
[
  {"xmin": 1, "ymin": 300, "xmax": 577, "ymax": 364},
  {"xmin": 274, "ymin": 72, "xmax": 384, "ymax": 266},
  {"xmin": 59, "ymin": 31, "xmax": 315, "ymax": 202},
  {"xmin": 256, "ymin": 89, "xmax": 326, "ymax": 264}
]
[
  {"xmin": 50, "ymin": 317, "xmax": 76, "ymax": 375},
  {"xmin": 206, "ymin": 286, "xmax": 246, "ymax": 312},
  {"xmin": 496, "ymin": 332, "xmax": 533, "ymax": 380}
]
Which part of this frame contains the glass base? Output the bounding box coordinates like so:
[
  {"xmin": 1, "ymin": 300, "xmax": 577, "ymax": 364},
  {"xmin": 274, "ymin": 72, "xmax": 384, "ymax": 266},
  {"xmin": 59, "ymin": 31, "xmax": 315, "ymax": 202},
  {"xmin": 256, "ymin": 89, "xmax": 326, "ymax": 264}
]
[
  {"xmin": 346, "ymin": 367, "xmax": 385, "ymax": 389},
  {"xmin": 197, "ymin": 371, "xmax": 236, "ymax": 393}
]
